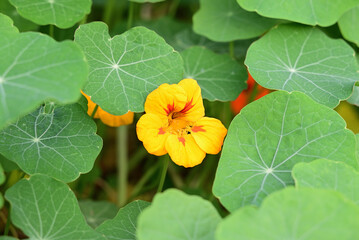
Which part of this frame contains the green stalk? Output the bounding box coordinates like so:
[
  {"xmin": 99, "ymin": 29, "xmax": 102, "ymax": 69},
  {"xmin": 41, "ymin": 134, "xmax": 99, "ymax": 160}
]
[
  {"xmin": 103, "ymin": 0, "xmax": 116, "ymax": 25},
  {"xmin": 157, "ymin": 155, "xmax": 170, "ymax": 193},
  {"xmin": 4, "ymin": 208, "xmax": 11, "ymax": 236},
  {"xmin": 128, "ymin": 146, "xmax": 148, "ymax": 171},
  {"xmin": 90, "ymin": 105, "xmax": 99, "ymax": 118},
  {"xmin": 49, "ymin": 25, "xmax": 54, "ymax": 38},
  {"xmin": 127, "ymin": 2, "xmax": 135, "ymax": 30},
  {"xmin": 229, "ymin": 41, "xmax": 235, "ymax": 59},
  {"xmin": 117, "ymin": 125, "xmax": 128, "ymax": 207}
]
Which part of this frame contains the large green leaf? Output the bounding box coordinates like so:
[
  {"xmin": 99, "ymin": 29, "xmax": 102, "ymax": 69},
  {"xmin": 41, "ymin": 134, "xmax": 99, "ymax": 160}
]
[
  {"xmin": 0, "ymin": 32, "xmax": 88, "ymax": 130},
  {"xmin": 348, "ymin": 86, "xmax": 359, "ymax": 106},
  {"xmin": 237, "ymin": 0, "xmax": 359, "ymax": 27},
  {"xmin": 9, "ymin": 0, "xmax": 91, "ymax": 29},
  {"xmin": 0, "ymin": 104, "xmax": 102, "ymax": 183},
  {"xmin": 5, "ymin": 174, "xmax": 104, "ymax": 240},
  {"xmin": 213, "ymin": 91, "xmax": 357, "ymax": 211},
  {"xmin": 96, "ymin": 200, "xmax": 150, "ymax": 240},
  {"xmin": 74, "ymin": 22, "xmax": 183, "ymax": 115},
  {"xmin": 0, "ymin": 13, "xmax": 19, "ymax": 35},
  {"xmin": 216, "ymin": 188, "xmax": 359, "ymax": 240},
  {"xmin": 245, "ymin": 24, "xmax": 359, "ymax": 108},
  {"xmin": 193, "ymin": 0, "xmax": 278, "ymax": 42},
  {"xmin": 339, "ymin": 6, "xmax": 359, "ymax": 47},
  {"xmin": 181, "ymin": 46, "xmax": 247, "ymax": 101},
  {"xmin": 293, "ymin": 159, "xmax": 359, "ymax": 205},
  {"xmin": 0, "ymin": 163, "xmax": 4, "ymax": 208},
  {"xmin": 0, "ymin": 0, "xmax": 37, "ymax": 31},
  {"xmin": 79, "ymin": 200, "xmax": 118, "ymax": 229},
  {"xmin": 137, "ymin": 189, "xmax": 221, "ymax": 240},
  {"xmin": 0, "ymin": 153, "xmax": 19, "ymax": 172}
]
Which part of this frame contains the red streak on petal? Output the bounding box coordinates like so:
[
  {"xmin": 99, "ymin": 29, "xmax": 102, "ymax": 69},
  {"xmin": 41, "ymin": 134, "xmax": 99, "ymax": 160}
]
[
  {"xmin": 158, "ymin": 128, "xmax": 166, "ymax": 135},
  {"xmin": 180, "ymin": 98, "xmax": 194, "ymax": 114},
  {"xmin": 192, "ymin": 125, "xmax": 206, "ymax": 133},
  {"xmin": 164, "ymin": 103, "xmax": 175, "ymax": 115},
  {"xmin": 178, "ymin": 137, "xmax": 186, "ymax": 146}
]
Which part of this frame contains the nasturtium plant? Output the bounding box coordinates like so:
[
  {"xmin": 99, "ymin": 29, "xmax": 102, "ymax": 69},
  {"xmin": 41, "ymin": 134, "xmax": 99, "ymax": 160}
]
[
  {"xmin": 137, "ymin": 189, "xmax": 221, "ymax": 240},
  {"xmin": 339, "ymin": 6, "xmax": 359, "ymax": 47},
  {"xmin": 5, "ymin": 174, "xmax": 104, "ymax": 240},
  {"xmin": 79, "ymin": 200, "xmax": 118, "ymax": 228},
  {"xmin": 0, "ymin": 13, "xmax": 19, "ymax": 35},
  {"xmin": 0, "ymin": 163, "xmax": 5, "ymax": 208},
  {"xmin": 0, "ymin": 0, "xmax": 37, "ymax": 32},
  {"xmin": 9, "ymin": 0, "xmax": 92, "ymax": 29},
  {"xmin": 181, "ymin": 46, "xmax": 247, "ymax": 101},
  {"xmin": 245, "ymin": 24, "xmax": 359, "ymax": 108},
  {"xmin": 293, "ymin": 159, "xmax": 359, "ymax": 205},
  {"xmin": 348, "ymin": 86, "xmax": 359, "ymax": 106},
  {"xmin": 0, "ymin": 31, "xmax": 88, "ymax": 130},
  {"xmin": 193, "ymin": 0, "xmax": 278, "ymax": 42},
  {"xmin": 74, "ymin": 22, "xmax": 183, "ymax": 115},
  {"xmin": 96, "ymin": 200, "xmax": 150, "ymax": 240},
  {"xmin": 213, "ymin": 91, "xmax": 357, "ymax": 211},
  {"xmin": 237, "ymin": 0, "xmax": 359, "ymax": 27},
  {"xmin": 0, "ymin": 104, "xmax": 102, "ymax": 182},
  {"xmin": 216, "ymin": 188, "xmax": 359, "ymax": 240}
]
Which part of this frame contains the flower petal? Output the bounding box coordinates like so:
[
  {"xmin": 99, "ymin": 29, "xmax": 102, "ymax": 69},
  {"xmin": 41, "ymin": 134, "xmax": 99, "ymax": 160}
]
[
  {"xmin": 165, "ymin": 134, "xmax": 206, "ymax": 168},
  {"xmin": 137, "ymin": 113, "xmax": 169, "ymax": 156},
  {"xmin": 191, "ymin": 117, "xmax": 227, "ymax": 154},
  {"xmin": 144, "ymin": 83, "xmax": 187, "ymax": 119},
  {"xmin": 99, "ymin": 111, "xmax": 134, "ymax": 127},
  {"xmin": 177, "ymin": 78, "xmax": 205, "ymax": 122}
]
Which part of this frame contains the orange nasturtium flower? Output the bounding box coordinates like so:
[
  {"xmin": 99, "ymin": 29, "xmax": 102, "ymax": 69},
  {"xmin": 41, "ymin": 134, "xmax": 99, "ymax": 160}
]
[
  {"xmin": 82, "ymin": 91, "xmax": 134, "ymax": 127},
  {"xmin": 231, "ymin": 73, "xmax": 270, "ymax": 114},
  {"xmin": 136, "ymin": 79, "xmax": 227, "ymax": 168}
]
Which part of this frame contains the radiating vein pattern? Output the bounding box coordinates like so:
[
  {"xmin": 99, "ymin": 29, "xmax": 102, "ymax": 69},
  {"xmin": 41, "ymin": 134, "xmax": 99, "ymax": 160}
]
[
  {"xmin": 181, "ymin": 46, "xmax": 247, "ymax": 101},
  {"xmin": 0, "ymin": 32, "xmax": 87, "ymax": 130},
  {"xmin": 0, "ymin": 104, "xmax": 102, "ymax": 182},
  {"xmin": 5, "ymin": 175, "xmax": 104, "ymax": 240},
  {"xmin": 75, "ymin": 22, "xmax": 183, "ymax": 115},
  {"xmin": 9, "ymin": 0, "xmax": 92, "ymax": 28},
  {"xmin": 245, "ymin": 24, "xmax": 359, "ymax": 108},
  {"xmin": 213, "ymin": 91, "xmax": 357, "ymax": 211}
]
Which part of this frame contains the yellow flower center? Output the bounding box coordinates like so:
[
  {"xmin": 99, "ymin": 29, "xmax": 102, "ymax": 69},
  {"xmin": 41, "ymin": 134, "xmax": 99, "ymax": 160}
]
[{"xmin": 165, "ymin": 112, "xmax": 193, "ymax": 137}]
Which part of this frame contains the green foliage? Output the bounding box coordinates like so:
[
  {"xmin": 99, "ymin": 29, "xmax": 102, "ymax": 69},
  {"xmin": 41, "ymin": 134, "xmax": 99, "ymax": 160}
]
[
  {"xmin": 9, "ymin": 0, "xmax": 92, "ymax": 28},
  {"xmin": 137, "ymin": 189, "xmax": 221, "ymax": 240},
  {"xmin": 79, "ymin": 200, "xmax": 118, "ymax": 228},
  {"xmin": 74, "ymin": 22, "xmax": 183, "ymax": 115},
  {"xmin": 0, "ymin": 104, "xmax": 102, "ymax": 182},
  {"xmin": 213, "ymin": 91, "xmax": 357, "ymax": 211},
  {"xmin": 181, "ymin": 46, "xmax": 247, "ymax": 101},
  {"xmin": 237, "ymin": 0, "xmax": 359, "ymax": 26},
  {"xmin": 0, "ymin": 31, "xmax": 88, "ymax": 130},
  {"xmin": 293, "ymin": 159, "xmax": 359, "ymax": 205},
  {"xmin": 5, "ymin": 174, "xmax": 104, "ymax": 240},
  {"xmin": 0, "ymin": 0, "xmax": 37, "ymax": 31},
  {"xmin": 96, "ymin": 200, "xmax": 150, "ymax": 240},
  {"xmin": 216, "ymin": 188, "xmax": 359, "ymax": 240},
  {"xmin": 193, "ymin": 0, "xmax": 278, "ymax": 42},
  {"xmin": 339, "ymin": 6, "xmax": 359, "ymax": 47},
  {"xmin": 245, "ymin": 24, "xmax": 359, "ymax": 108},
  {"xmin": 0, "ymin": 13, "xmax": 19, "ymax": 35}
]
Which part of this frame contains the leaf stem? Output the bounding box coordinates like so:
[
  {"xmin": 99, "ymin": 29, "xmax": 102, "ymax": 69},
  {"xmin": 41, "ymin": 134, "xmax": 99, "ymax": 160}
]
[
  {"xmin": 103, "ymin": 0, "xmax": 116, "ymax": 25},
  {"xmin": 127, "ymin": 2, "xmax": 135, "ymax": 30},
  {"xmin": 229, "ymin": 41, "xmax": 235, "ymax": 59},
  {"xmin": 117, "ymin": 125, "xmax": 128, "ymax": 207},
  {"xmin": 90, "ymin": 105, "xmax": 99, "ymax": 118},
  {"xmin": 49, "ymin": 25, "xmax": 54, "ymax": 38},
  {"xmin": 157, "ymin": 155, "xmax": 170, "ymax": 193},
  {"xmin": 3, "ymin": 208, "xmax": 11, "ymax": 236}
]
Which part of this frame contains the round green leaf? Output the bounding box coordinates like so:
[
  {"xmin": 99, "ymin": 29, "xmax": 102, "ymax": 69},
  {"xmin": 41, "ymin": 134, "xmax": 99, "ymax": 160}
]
[
  {"xmin": 0, "ymin": 153, "xmax": 19, "ymax": 172},
  {"xmin": 0, "ymin": 104, "xmax": 103, "ymax": 183},
  {"xmin": 137, "ymin": 189, "xmax": 221, "ymax": 240},
  {"xmin": 213, "ymin": 91, "xmax": 357, "ymax": 211},
  {"xmin": 181, "ymin": 46, "xmax": 247, "ymax": 101},
  {"xmin": 245, "ymin": 24, "xmax": 359, "ymax": 108},
  {"xmin": 193, "ymin": 0, "xmax": 278, "ymax": 42},
  {"xmin": 293, "ymin": 159, "xmax": 359, "ymax": 205},
  {"xmin": 5, "ymin": 174, "xmax": 104, "ymax": 240},
  {"xmin": 79, "ymin": 200, "xmax": 118, "ymax": 229},
  {"xmin": 9, "ymin": 0, "xmax": 92, "ymax": 29},
  {"xmin": 237, "ymin": 0, "xmax": 359, "ymax": 27},
  {"xmin": 0, "ymin": 0, "xmax": 37, "ymax": 31},
  {"xmin": 339, "ymin": 6, "xmax": 359, "ymax": 47},
  {"xmin": 348, "ymin": 86, "xmax": 359, "ymax": 106},
  {"xmin": 96, "ymin": 200, "xmax": 150, "ymax": 240},
  {"xmin": 74, "ymin": 22, "xmax": 183, "ymax": 115},
  {"xmin": 0, "ymin": 32, "xmax": 88, "ymax": 130},
  {"xmin": 0, "ymin": 13, "xmax": 19, "ymax": 35},
  {"xmin": 216, "ymin": 188, "xmax": 359, "ymax": 240}
]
